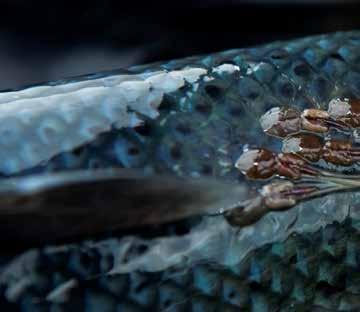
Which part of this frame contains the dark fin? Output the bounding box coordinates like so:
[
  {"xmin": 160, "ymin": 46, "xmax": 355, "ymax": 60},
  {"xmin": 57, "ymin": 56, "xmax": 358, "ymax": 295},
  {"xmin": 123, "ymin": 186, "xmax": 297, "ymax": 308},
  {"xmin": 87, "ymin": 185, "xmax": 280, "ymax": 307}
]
[{"xmin": 0, "ymin": 169, "xmax": 247, "ymax": 246}]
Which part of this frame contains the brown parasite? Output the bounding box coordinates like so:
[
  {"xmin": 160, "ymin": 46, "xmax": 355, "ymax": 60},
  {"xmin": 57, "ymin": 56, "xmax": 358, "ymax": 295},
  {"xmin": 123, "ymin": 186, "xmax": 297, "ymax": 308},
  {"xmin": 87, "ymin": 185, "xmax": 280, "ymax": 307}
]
[
  {"xmin": 228, "ymin": 96, "xmax": 360, "ymax": 227},
  {"xmin": 260, "ymin": 97, "xmax": 360, "ymax": 139}
]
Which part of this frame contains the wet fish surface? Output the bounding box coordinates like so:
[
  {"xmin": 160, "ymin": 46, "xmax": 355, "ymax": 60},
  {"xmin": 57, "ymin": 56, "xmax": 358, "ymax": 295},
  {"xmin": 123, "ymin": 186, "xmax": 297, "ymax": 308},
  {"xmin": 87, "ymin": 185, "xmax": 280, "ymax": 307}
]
[{"xmin": 0, "ymin": 31, "xmax": 359, "ymax": 311}]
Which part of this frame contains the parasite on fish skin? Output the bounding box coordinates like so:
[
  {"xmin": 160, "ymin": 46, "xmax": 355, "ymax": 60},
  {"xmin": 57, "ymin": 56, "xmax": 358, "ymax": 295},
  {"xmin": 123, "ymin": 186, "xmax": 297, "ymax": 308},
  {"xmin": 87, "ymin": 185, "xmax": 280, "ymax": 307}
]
[
  {"xmin": 328, "ymin": 97, "xmax": 360, "ymax": 127},
  {"xmin": 259, "ymin": 106, "xmax": 302, "ymax": 137},
  {"xmin": 301, "ymin": 108, "xmax": 330, "ymax": 133},
  {"xmin": 260, "ymin": 106, "xmax": 330, "ymax": 137},
  {"xmin": 0, "ymin": 31, "xmax": 359, "ymax": 311},
  {"xmin": 260, "ymin": 98, "xmax": 360, "ymax": 138},
  {"xmin": 235, "ymin": 148, "xmax": 319, "ymax": 180},
  {"xmin": 282, "ymin": 133, "xmax": 360, "ymax": 166},
  {"xmin": 226, "ymin": 181, "xmax": 297, "ymax": 227}
]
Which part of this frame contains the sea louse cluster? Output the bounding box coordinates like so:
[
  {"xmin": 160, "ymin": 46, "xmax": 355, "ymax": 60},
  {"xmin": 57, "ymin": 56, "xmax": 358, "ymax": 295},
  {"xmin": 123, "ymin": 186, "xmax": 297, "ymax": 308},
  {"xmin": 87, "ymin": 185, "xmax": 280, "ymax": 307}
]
[
  {"xmin": 236, "ymin": 97, "xmax": 360, "ymax": 176},
  {"xmin": 228, "ymin": 97, "xmax": 360, "ymax": 226},
  {"xmin": 260, "ymin": 98, "xmax": 360, "ymax": 138}
]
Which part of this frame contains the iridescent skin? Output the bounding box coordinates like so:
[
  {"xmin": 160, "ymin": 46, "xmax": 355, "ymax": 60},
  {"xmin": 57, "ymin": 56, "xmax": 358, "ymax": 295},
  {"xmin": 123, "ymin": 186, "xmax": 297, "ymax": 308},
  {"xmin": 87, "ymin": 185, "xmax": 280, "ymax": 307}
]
[
  {"xmin": 3, "ymin": 32, "xmax": 358, "ymax": 182},
  {"xmin": 0, "ymin": 31, "xmax": 359, "ymax": 311}
]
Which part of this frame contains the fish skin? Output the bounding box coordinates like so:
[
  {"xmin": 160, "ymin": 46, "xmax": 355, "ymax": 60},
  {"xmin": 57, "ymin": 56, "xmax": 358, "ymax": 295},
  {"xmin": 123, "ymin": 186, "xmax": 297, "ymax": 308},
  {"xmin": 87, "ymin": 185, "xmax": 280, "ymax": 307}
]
[
  {"xmin": 0, "ymin": 31, "xmax": 359, "ymax": 311},
  {"xmin": 1, "ymin": 218, "xmax": 360, "ymax": 311},
  {"xmin": 0, "ymin": 31, "xmax": 358, "ymax": 181}
]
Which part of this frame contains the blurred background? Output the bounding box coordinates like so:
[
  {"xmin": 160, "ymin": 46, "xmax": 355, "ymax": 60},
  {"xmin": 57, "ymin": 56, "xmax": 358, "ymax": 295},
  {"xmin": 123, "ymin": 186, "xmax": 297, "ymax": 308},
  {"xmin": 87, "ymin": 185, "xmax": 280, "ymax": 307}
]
[{"xmin": 0, "ymin": 0, "xmax": 358, "ymax": 89}]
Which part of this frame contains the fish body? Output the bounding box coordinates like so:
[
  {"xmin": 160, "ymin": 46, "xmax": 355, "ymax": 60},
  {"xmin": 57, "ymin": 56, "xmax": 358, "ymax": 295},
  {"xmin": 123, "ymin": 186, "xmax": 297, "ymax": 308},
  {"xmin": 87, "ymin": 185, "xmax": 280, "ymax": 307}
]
[
  {"xmin": 2, "ymin": 218, "xmax": 360, "ymax": 311},
  {"xmin": 0, "ymin": 32, "xmax": 358, "ymax": 181},
  {"xmin": 0, "ymin": 31, "xmax": 359, "ymax": 311}
]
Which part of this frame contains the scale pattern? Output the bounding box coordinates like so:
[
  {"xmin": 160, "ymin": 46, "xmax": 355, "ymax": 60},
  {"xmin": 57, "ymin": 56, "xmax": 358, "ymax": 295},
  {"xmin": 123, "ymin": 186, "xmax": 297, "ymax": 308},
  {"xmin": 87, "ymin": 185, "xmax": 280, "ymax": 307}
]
[
  {"xmin": 0, "ymin": 31, "xmax": 359, "ymax": 311},
  {"xmin": 11, "ymin": 31, "xmax": 360, "ymax": 182},
  {"xmin": 1, "ymin": 217, "xmax": 360, "ymax": 311}
]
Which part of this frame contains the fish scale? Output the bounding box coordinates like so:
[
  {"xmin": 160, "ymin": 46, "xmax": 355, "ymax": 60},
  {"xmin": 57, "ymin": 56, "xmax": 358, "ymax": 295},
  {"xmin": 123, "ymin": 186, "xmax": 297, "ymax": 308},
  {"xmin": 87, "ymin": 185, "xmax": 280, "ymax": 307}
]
[
  {"xmin": 6, "ymin": 32, "xmax": 357, "ymax": 179},
  {"xmin": 0, "ymin": 31, "xmax": 359, "ymax": 311},
  {"xmin": 1, "ymin": 218, "xmax": 360, "ymax": 311}
]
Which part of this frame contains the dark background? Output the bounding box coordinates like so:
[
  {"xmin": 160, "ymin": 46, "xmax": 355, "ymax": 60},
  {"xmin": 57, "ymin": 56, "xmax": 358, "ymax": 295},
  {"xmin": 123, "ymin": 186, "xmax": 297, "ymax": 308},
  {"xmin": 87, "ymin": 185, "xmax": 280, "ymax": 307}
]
[{"xmin": 0, "ymin": 0, "xmax": 358, "ymax": 89}]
